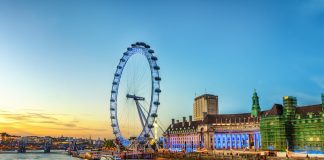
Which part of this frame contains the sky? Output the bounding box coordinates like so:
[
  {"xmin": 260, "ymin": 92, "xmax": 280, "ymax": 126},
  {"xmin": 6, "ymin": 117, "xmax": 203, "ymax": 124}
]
[{"xmin": 0, "ymin": 0, "xmax": 323, "ymax": 139}]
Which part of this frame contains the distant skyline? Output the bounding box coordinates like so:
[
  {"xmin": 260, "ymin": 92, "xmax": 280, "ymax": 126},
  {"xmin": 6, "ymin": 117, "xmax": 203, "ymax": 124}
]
[{"xmin": 0, "ymin": 0, "xmax": 323, "ymax": 138}]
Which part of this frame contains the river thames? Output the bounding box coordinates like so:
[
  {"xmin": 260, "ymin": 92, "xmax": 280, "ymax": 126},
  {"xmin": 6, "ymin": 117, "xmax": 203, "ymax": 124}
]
[{"xmin": 0, "ymin": 150, "xmax": 80, "ymax": 159}]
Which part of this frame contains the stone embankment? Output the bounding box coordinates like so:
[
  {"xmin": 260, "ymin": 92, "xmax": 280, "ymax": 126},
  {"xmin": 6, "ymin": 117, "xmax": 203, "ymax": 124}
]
[{"xmin": 153, "ymin": 152, "xmax": 324, "ymax": 160}]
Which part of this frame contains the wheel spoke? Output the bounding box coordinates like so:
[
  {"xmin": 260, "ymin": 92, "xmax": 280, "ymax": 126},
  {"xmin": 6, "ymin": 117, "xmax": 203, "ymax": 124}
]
[{"xmin": 135, "ymin": 100, "xmax": 146, "ymax": 129}]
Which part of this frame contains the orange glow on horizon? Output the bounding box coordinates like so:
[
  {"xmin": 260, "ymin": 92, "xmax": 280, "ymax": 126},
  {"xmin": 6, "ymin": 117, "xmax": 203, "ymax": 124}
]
[{"xmin": 0, "ymin": 109, "xmax": 113, "ymax": 139}]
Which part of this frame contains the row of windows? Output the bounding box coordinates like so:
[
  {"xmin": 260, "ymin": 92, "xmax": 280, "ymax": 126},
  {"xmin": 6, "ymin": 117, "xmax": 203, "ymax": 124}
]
[
  {"xmin": 169, "ymin": 136, "xmax": 198, "ymax": 143},
  {"xmin": 170, "ymin": 140, "xmax": 199, "ymax": 144},
  {"xmin": 170, "ymin": 139, "xmax": 198, "ymax": 142},
  {"xmin": 169, "ymin": 137, "xmax": 198, "ymax": 141},
  {"xmin": 292, "ymin": 119, "xmax": 322, "ymax": 123},
  {"xmin": 169, "ymin": 135, "xmax": 198, "ymax": 139},
  {"xmin": 169, "ymin": 134, "xmax": 197, "ymax": 137}
]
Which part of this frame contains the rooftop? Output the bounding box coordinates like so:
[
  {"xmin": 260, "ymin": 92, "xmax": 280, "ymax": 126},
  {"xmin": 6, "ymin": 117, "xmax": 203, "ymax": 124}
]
[
  {"xmin": 165, "ymin": 120, "xmax": 201, "ymax": 133},
  {"xmin": 194, "ymin": 94, "xmax": 218, "ymax": 100}
]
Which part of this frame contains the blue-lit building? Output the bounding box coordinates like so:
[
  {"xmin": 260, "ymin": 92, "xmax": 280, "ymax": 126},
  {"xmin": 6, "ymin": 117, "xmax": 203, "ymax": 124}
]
[
  {"xmin": 164, "ymin": 91, "xmax": 263, "ymax": 152},
  {"xmin": 200, "ymin": 113, "xmax": 261, "ymax": 150},
  {"xmin": 194, "ymin": 90, "xmax": 262, "ymax": 150},
  {"xmin": 163, "ymin": 116, "xmax": 200, "ymax": 152},
  {"xmin": 164, "ymin": 92, "xmax": 324, "ymax": 154}
]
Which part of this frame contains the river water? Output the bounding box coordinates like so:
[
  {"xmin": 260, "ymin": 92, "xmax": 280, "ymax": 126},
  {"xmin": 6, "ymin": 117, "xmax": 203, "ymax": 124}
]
[{"xmin": 0, "ymin": 150, "xmax": 80, "ymax": 160}]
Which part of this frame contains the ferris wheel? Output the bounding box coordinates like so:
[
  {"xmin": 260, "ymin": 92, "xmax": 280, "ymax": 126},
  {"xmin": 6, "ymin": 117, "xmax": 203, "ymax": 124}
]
[{"xmin": 109, "ymin": 42, "xmax": 161, "ymax": 148}]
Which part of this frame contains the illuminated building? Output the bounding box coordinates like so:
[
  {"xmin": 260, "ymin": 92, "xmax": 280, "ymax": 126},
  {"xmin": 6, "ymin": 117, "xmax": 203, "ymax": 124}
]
[
  {"xmin": 193, "ymin": 94, "xmax": 218, "ymax": 121},
  {"xmin": 198, "ymin": 90, "xmax": 262, "ymax": 150},
  {"xmin": 260, "ymin": 95, "xmax": 324, "ymax": 153},
  {"xmin": 251, "ymin": 89, "xmax": 261, "ymax": 117},
  {"xmin": 165, "ymin": 91, "xmax": 261, "ymax": 151},
  {"xmin": 163, "ymin": 116, "xmax": 200, "ymax": 152},
  {"xmin": 199, "ymin": 114, "xmax": 261, "ymax": 150},
  {"xmin": 164, "ymin": 91, "xmax": 324, "ymax": 153}
]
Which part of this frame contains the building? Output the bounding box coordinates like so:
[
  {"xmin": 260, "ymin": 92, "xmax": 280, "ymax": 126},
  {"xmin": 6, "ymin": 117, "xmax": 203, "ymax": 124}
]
[
  {"xmin": 198, "ymin": 90, "xmax": 262, "ymax": 150},
  {"xmin": 165, "ymin": 91, "xmax": 261, "ymax": 152},
  {"xmin": 199, "ymin": 113, "xmax": 261, "ymax": 150},
  {"xmin": 251, "ymin": 89, "xmax": 261, "ymax": 117},
  {"xmin": 0, "ymin": 132, "xmax": 20, "ymax": 144},
  {"xmin": 164, "ymin": 91, "xmax": 324, "ymax": 154},
  {"xmin": 163, "ymin": 116, "xmax": 201, "ymax": 152},
  {"xmin": 260, "ymin": 96, "xmax": 324, "ymax": 153},
  {"xmin": 193, "ymin": 94, "xmax": 218, "ymax": 121}
]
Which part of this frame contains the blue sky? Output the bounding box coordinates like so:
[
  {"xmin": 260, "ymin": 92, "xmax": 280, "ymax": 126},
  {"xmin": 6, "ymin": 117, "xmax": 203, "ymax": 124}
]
[{"xmin": 0, "ymin": 0, "xmax": 323, "ymax": 138}]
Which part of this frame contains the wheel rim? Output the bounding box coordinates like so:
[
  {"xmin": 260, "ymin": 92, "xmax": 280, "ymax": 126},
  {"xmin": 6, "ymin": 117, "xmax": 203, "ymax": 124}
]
[{"xmin": 110, "ymin": 42, "xmax": 161, "ymax": 147}]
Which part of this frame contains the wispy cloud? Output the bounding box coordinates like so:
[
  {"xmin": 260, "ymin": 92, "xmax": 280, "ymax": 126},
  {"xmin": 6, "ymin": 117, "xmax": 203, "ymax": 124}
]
[
  {"xmin": 311, "ymin": 76, "xmax": 324, "ymax": 89},
  {"xmin": 0, "ymin": 109, "xmax": 109, "ymax": 137},
  {"xmin": 0, "ymin": 112, "xmax": 58, "ymax": 122},
  {"xmin": 44, "ymin": 126, "xmax": 106, "ymax": 132},
  {"xmin": 293, "ymin": 92, "xmax": 321, "ymax": 105}
]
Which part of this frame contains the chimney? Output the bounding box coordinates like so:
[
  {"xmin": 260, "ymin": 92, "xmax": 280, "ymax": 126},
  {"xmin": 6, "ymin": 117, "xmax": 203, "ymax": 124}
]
[
  {"xmin": 189, "ymin": 116, "xmax": 192, "ymax": 126},
  {"xmin": 182, "ymin": 117, "xmax": 186, "ymax": 127},
  {"xmin": 171, "ymin": 119, "xmax": 175, "ymax": 128}
]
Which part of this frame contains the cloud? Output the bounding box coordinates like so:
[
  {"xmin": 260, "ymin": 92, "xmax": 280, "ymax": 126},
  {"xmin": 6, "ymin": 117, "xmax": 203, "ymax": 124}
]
[
  {"xmin": 0, "ymin": 109, "xmax": 108, "ymax": 137},
  {"xmin": 28, "ymin": 113, "xmax": 59, "ymax": 121},
  {"xmin": 46, "ymin": 126, "xmax": 107, "ymax": 132},
  {"xmin": 311, "ymin": 76, "xmax": 324, "ymax": 89},
  {"xmin": 36, "ymin": 120, "xmax": 77, "ymax": 128},
  {"xmin": 0, "ymin": 112, "xmax": 58, "ymax": 122},
  {"xmin": 293, "ymin": 91, "xmax": 321, "ymax": 105}
]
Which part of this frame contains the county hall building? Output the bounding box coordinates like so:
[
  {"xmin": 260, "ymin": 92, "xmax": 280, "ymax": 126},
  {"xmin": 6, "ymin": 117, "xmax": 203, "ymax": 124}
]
[{"xmin": 163, "ymin": 92, "xmax": 324, "ymax": 153}]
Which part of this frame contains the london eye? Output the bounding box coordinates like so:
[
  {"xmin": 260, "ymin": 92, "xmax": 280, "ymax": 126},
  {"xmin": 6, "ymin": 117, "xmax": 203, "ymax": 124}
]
[{"xmin": 109, "ymin": 42, "xmax": 161, "ymax": 149}]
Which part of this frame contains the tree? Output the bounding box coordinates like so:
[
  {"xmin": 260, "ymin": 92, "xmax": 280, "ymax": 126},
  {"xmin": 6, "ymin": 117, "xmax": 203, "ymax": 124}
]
[{"xmin": 103, "ymin": 138, "xmax": 116, "ymax": 149}]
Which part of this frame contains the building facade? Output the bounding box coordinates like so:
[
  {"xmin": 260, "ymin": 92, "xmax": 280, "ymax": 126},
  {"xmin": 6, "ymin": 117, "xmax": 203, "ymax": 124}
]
[
  {"xmin": 199, "ymin": 113, "xmax": 261, "ymax": 150},
  {"xmin": 164, "ymin": 92, "xmax": 324, "ymax": 153},
  {"xmin": 193, "ymin": 94, "xmax": 218, "ymax": 121},
  {"xmin": 165, "ymin": 91, "xmax": 262, "ymax": 152},
  {"xmin": 260, "ymin": 96, "xmax": 324, "ymax": 153},
  {"xmin": 163, "ymin": 116, "xmax": 200, "ymax": 152},
  {"xmin": 198, "ymin": 90, "xmax": 262, "ymax": 150}
]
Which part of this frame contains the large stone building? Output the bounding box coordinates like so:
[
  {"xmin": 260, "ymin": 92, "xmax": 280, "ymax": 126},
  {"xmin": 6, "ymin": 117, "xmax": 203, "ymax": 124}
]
[
  {"xmin": 193, "ymin": 94, "xmax": 218, "ymax": 121},
  {"xmin": 164, "ymin": 91, "xmax": 324, "ymax": 153},
  {"xmin": 164, "ymin": 91, "xmax": 261, "ymax": 152},
  {"xmin": 163, "ymin": 116, "xmax": 200, "ymax": 152},
  {"xmin": 198, "ymin": 90, "xmax": 262, "ymax": 150},
  {"xmin": 260, "ymin": 96, "xmax": 324, "ymax": 153}
]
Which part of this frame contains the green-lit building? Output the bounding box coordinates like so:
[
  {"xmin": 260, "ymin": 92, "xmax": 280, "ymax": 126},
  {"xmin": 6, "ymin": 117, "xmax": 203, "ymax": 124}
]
[
  {"xmin": 164, "ymin": 92, "xmax": 323, "ymax": 153},
  {"xmin": 260, "ymin": 94, "xmax": 324, "ymax": 153}
]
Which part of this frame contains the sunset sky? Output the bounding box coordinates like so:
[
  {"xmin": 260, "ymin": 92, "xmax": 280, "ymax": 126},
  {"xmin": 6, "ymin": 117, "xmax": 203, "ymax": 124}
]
[{"xmin": 0, "ymin": 0, "xmax": 323, "ymax": 139}]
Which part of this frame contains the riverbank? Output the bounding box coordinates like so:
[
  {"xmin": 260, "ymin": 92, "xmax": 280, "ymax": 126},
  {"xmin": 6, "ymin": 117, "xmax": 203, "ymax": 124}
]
[
  {"xmin": 0, "ymin": 150, "xmax": 80, "ymax": 159},
  {"xmin": 154, "ymin": 152, "xmax": 324, "ymax": 160},
  {"xmin": 68, "ymin": 149, "xmax": 324, "ymax": 160},
  {"xmin": 153, "ymin": 150, "xmax": 324, "ymax": 160}
]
